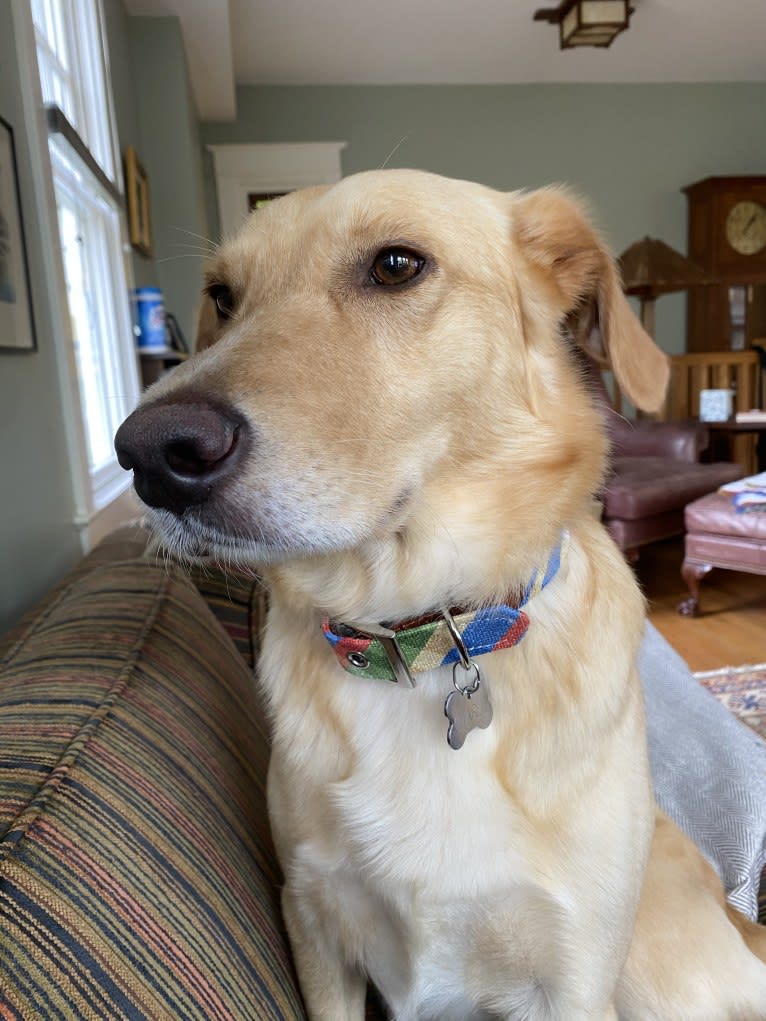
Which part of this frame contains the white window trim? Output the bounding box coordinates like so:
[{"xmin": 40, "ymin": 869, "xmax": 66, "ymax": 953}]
[
  {"xmin": 49, "ymin": 128, "xmax": 140, "ymax": 511},
  {"xmin": 11, "ymin": 0, "xmax": 139, "ymax": 547},
  {"xmin": 80, "ymin": 0, "xmax": 122, "ymax": 189},
  {"xmin": 207, "ymin": 142, "xmax": 347, "ymax": 241}
]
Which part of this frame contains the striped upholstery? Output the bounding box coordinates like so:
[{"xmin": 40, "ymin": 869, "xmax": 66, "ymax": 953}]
[
  {"xmin": 0, "ymin": 555, "xmax": 307, "ymax": 1020},
  {"xmin": 187, "ymin": 564, "xmax": 267, "ymax": 671},
  {"xmin": 4, "ymin": 530, "xmax": 759, "ymax": 1018}
]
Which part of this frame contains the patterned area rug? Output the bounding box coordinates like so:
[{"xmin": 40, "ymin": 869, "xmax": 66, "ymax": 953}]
[{"xmin": 694, "ymin": 664, "xmax": 766, "ymax": 741}]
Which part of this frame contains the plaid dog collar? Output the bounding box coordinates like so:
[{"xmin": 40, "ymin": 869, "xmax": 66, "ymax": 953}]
[{"xmin": 322, "ymin": 535, "xmax": 567, "ymax": 686}]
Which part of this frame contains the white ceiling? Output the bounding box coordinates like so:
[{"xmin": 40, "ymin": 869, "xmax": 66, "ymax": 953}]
[{"xmin": 123, "ymin": 0, "xmax": 766, "ymax": 122}]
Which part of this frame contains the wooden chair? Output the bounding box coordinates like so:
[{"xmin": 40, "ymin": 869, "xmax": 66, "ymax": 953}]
[
  {"xmin": 661, "ymin": 349, "xmax": 761, "ymax": 419},
  {"xmin": 659, "ymin": 348, "xmax": 763, "ymax": 474}
]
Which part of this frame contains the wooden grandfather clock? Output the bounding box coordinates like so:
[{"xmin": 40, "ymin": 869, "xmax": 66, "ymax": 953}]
[{"xmin": 684, "ymin": 176, "xmax": 766, "ymax": 352}]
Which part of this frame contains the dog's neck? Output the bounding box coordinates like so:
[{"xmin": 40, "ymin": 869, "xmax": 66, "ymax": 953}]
[
  {"xmin": 298, "ymin": 533, "xmax": 568, "ymax": 750},
  {"xmin": 270, "ymin": 496, "xmax": 572, "ymax": 627}
]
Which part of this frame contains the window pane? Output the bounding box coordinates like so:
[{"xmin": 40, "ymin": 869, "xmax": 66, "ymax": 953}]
[
  {"xmin": 31, "ymin": 0, "xmax": 56, "ymax": 53},
  {"xmin": 34, "ymin": 0, "xmax": 117, "ymax": 184},
  {"xmin": 33, "ymin": 0, "xmax": 136, "ymax": 517},
  {"xmin": 57, "ymin": 198, "xmax": 112, "ymax": 470},
  {"xmin": 51, "ymin": 138, "xmax": 138, "ymax": 477}
]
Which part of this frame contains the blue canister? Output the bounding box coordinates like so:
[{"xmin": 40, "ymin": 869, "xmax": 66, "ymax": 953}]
[{"xmin": 132, "ymin": 287, "xmax": 166, "ymax": 350}]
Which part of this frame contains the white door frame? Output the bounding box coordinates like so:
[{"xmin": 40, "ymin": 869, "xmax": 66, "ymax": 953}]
[{"xmin": 207, "ymin": 141, "xmax": 347, "ymax": 240}]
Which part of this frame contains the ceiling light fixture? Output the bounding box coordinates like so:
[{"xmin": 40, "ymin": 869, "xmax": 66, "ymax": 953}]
[{"xmin": 534, "ymin": 0, "xmax": 633, "ymax": 49}]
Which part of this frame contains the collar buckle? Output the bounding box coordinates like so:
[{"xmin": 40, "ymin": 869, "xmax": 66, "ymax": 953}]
[{"xmin": 342, "ymin": 620, "xmax": 416, "ymax": 688}]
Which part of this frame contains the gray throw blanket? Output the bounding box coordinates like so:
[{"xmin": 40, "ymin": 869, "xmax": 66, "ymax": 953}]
[{"xmin": 639, "ymin": 621, "xmax": 766, "ymax": 919}]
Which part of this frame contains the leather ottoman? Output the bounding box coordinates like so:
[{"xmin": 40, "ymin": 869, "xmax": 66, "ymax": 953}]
[{"xmin": 679, "ymin": 490, "xmax": 766, "ymax": 615}]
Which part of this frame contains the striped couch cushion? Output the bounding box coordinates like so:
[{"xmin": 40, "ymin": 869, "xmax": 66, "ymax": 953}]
[
  {"xmin": 187, "ymin": 563, "xmax": 267, "ymax": 671},
  {"xmin": 0, "ymin": 556, "xmax": 306, "ymax": 1020}
]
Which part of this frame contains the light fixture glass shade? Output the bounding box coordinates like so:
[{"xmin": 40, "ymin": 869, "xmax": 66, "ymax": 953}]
[
  {"xmin": 580, "ymin": 1, "xmax": 628, "ymax": 26},
  {"xmin": 618, "ymin": 237, "xmax": 711, "ymax": 297},
  {"xmin": 566, "ymin": 33, "xmax": 619, "ymax": 46},
  {"xmin": 560, "ymin": 0, "xmax": 630, "ymax": 48}
]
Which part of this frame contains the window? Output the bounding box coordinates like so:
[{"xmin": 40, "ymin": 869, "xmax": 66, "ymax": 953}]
[
  {"xmin": 31, "ymin": 0, "xmax": 139, "ymax": 512},
  {"xmin": 32, "ymin": 0, "xmax": 116, "ymax": 180}
]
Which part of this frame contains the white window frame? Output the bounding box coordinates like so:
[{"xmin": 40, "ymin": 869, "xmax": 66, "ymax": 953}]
[
  {"xmin": 50, "ymin": 133, "xmax": 139, "ymax": 508},
  {"xmin": 12, "ymin": 0, "xmax": 140, "ymax": 541},
  {"xmin": 31, "ymin": 0, "xmax": 120, "ymax": 184}
]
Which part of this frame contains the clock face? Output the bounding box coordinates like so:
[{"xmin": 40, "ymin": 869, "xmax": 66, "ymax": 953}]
[{"xmin": 725, "ymin": 200, "xmax": 766, "ymax": 256}]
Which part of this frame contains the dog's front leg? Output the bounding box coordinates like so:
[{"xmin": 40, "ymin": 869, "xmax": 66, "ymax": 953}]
[
  {"xmin": 467, "ymin": 868, "xmax": 637, "ymax": 1021},
  {"xmin": 493, "ymin": 995, "xmax": 618, "ymax": 1021},
  {"xmin": 551, "ymin": 1004, "xmax": 618, "ymax": 1021},
  {"xmin": 490, "ymin": 985, "xmax": 619, "ymax": 1021},
  {"xmin": 551, "ymin": 1007, "xmax": 617, "ymax": 1021},
  {"xmin": 281, "ymin": 884, "xmax": 367, "ymax": 1021}
]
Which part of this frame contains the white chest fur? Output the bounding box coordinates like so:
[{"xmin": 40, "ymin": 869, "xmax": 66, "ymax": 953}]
[{"xmin": 276, "ymin": 666, "xmax": 574, "ymax": 1020}]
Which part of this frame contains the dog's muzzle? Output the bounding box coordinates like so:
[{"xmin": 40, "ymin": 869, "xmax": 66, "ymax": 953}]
[{"xmin": 114, "ymin": 398, "xmax": 249, "ymax": 515}]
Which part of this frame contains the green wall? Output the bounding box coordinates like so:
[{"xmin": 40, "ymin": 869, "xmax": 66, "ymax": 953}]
[
  {"xmin": 107, "ymin": 8, "xmax": 208, "ymax": 339},
  {"xmin": 103, "ymin": 0, "xmax": 158, "ymax": 291},
  {"xmin": 127, "ymin": 17, "xmax": 209, "ymax": 345},
  {"xmin": 201, "ymin": 83, "xmax": 766, "ymax": 355}
]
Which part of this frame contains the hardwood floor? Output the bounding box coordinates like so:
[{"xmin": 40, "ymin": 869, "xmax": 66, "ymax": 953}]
[{"xmin": 636, "ymin": 537, "xmax": 766, "ymax": 672}]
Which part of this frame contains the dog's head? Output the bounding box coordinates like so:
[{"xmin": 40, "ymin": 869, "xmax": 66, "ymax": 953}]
[{"xmin": 115, "ymin": 170, "xmax": 667, "ymax": 602}]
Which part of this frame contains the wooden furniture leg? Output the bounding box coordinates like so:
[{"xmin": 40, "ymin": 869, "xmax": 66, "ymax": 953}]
[{"xmin": 677, "ymin": 560, "xmax": 714, "ymax": 616}]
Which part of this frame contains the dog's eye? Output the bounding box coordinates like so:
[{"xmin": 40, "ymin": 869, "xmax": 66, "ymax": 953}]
[
  {"xmin": 370, "ymin": 248, "xmax": 425, "ymax": 287},
  {"xmin": 207, "ymin": 283, "xmax": 235, "ymax": 321}
]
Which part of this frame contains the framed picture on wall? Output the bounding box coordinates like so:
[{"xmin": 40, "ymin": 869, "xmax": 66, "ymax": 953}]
[
  {"xmin": 0, "ymin": 115, "xmax": 36, "ymax": 352},
  {"xmin": 125, "ymin": 145, "xmax": 153, "ymax": 258}
]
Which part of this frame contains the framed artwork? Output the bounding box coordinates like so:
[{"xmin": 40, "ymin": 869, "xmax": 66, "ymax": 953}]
[
  {"xmin": 0, "ymin": 115, "xmax": 36, "ymax": 352},
  {"xmin": 125, "ymin": 145, "xmax": 153, "ymax": 257}
]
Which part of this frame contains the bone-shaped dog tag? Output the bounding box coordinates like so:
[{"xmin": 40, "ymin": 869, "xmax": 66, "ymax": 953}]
[{"xmin": 444, "ymin": 670, "xmax": 493, "ymax": 750}]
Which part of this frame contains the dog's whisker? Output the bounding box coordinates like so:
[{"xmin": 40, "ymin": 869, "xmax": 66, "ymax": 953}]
[
  {"xmin": 170, "ymin": 226, "xmax": 219, "ymax": 252},
  {"xmin": 156, "ymin": 254, "xmax": 213, "ymax": 264},
  {"xmin": 169, "ymin": 245, "xmax": 221, "ymax": 257},
  {"xmin": 379, "ymin": 134, "xmax": 411, "ymax": 170}
]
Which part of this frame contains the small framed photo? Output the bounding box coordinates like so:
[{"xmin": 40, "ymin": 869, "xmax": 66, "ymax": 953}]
[
  {"xmin": 125, "ymin": 145, "xmax": 153, "ymax": 257},
  {"xmin": 0, "ymin": 115, "xmax": 36, "ymax": 352}
]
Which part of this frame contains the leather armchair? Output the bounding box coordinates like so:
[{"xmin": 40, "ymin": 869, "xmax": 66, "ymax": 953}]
[
  {"xmin": 591, "ymin": 369, "xmax": 743, "ymax": 561},
  {"xmin": 603, "ymin": 409, "xmax": 743, "ymax": 559},
  {"xmin": 608, "ymin": 415, "xmax": 707, "ymax": 463}
]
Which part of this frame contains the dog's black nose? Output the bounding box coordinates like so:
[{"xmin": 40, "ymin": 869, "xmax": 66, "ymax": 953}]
[{"xmin": 114, "ymin": 399, "xmax": 247, "ymax": 514}]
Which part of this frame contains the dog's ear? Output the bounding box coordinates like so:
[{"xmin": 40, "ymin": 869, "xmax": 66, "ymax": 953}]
[
  {"xmin": 194, "ymin": 293, "xmax": 219, "ymax": 353},
  {"xmin": 513, "ymin": 187, "xmax": 669, "ymax": 414}
]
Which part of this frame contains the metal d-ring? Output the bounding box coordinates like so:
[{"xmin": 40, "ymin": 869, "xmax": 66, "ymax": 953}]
[
  {"xmin": 441, "ymin": 607, "xmax": 472, "ymax": 670},
  {"xmin": 452, "ymin": 660, "xmax": 481, "ymax": 697},
  {"xmin": 442, "ymin": 606, "xmax": 482, "ymax": 696}
]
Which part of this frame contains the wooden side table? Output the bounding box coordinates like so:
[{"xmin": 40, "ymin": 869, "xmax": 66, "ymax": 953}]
[
  {"xmin": 139, "ymin": 350, "xmax": 188, "ymax": 388},
  {"xmin": 703, "ymin": 419, "xmax": 766, "ymax": 473}
]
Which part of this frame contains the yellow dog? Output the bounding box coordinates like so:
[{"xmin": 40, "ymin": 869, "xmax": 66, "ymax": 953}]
[{"xmin": 116, "ymin": 170, "xmax": 766, "ymax": 1020}]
